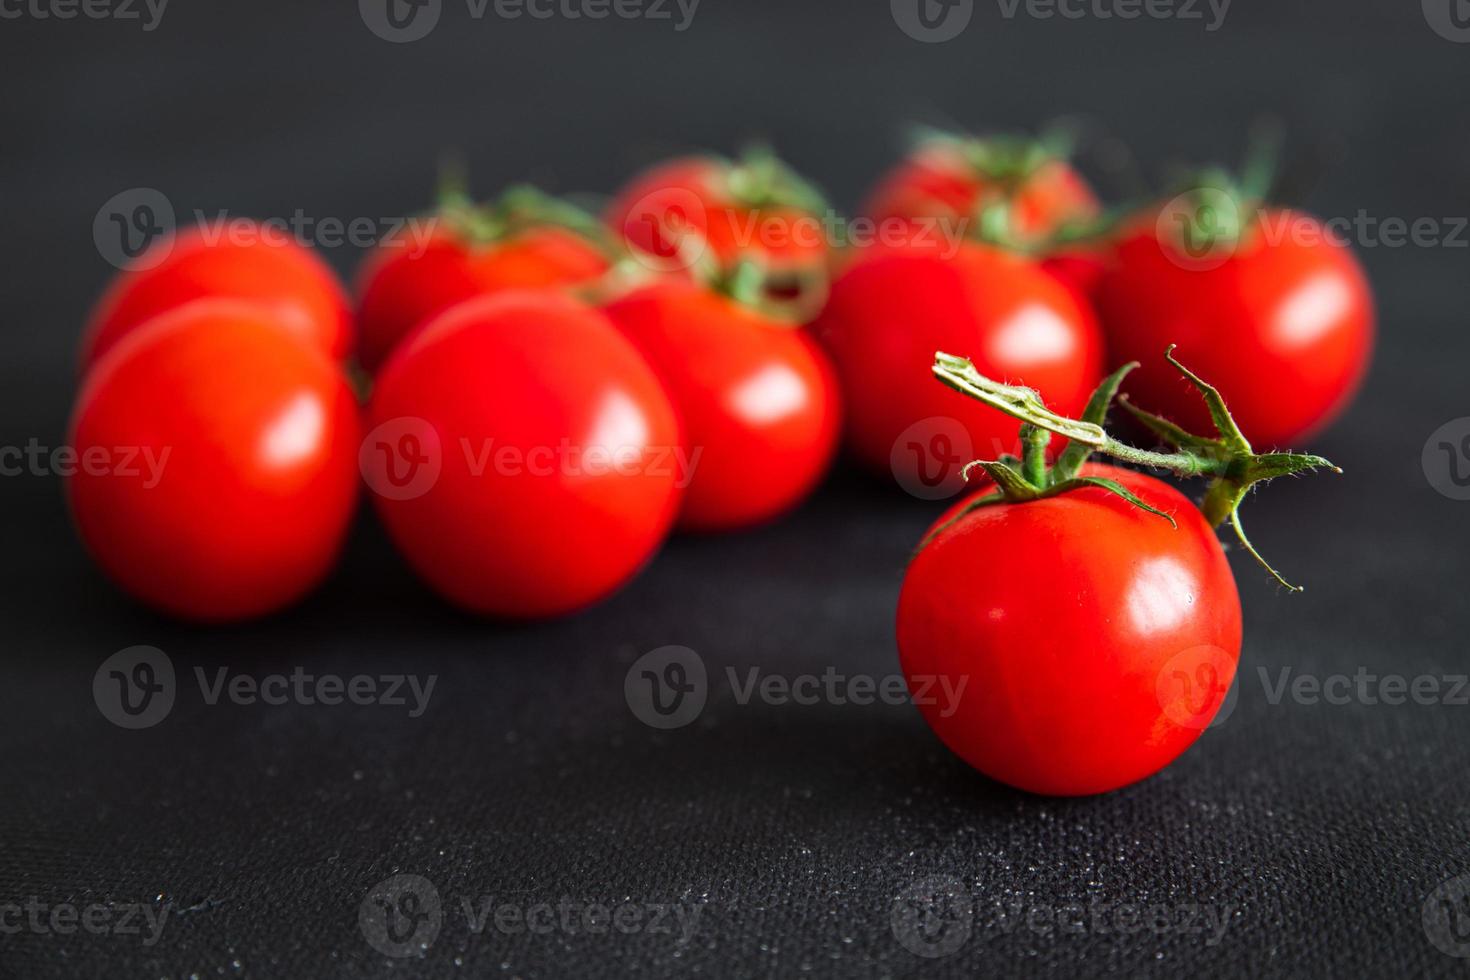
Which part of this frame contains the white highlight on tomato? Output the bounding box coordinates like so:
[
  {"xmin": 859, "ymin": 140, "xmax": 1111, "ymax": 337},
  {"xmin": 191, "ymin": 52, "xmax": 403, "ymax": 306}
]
[
  {"xmin": 1274, "ymin": 271, "xmax": 1353, "ymax": 347},
  {"xmin": 259, "ymin": 391, "xmax": 326, "ymax": 469},
  {"xmin": 586, "ymin": 389, "xmax": 652, "ymax": 460},
  {"xmin": 728, "ymin": 363, "xmax": 806, "ymax": 425},
  {"xmin": 1126, "ymin": 556, "xmax": 1198, "ymax": 636},
  {"xmin": 987, "ymin": 303, "xmax": 1076, "ymax": 367}
]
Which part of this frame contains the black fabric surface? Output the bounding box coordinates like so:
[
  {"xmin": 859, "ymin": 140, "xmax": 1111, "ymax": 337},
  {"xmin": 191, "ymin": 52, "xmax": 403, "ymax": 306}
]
[{"xmin": 3, "ymin": 2, "xmax": 1469, "ymax": 977}]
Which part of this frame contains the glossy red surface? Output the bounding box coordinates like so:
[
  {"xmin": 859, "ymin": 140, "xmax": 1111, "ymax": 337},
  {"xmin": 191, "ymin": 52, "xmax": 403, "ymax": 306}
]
[
  {"xmin": 68, "ymin": 300, "xmax": 362, "ymax": 621},
  {"xmin": 603, "ymin": 281, "xmax": 841, "ymax": 531},
  {"xmin": 812, "ymin": 241, "xmax": 1104, "ymax": 489},
  {"xmin": 606, "ymin": 157, "xmax": 828, "ymax": 279},
  {"xmin": 864, "ymin": 145, "xmax": 1098, "ymax": 243},
  {"xmin": 82, "ymin": 226, "xmax": 352, "ymax": 368},
  {"xmin": 354, "ymin": 225, "xmax": 610, "ymax": 373},
  {"xmin": 897, "ymin": 464, "xmax": 1243, "ymax": 796},
  {"xmin": 365, "ymin": 291, "xmax": 682, "ymax": 618},
  {"xmin": 1096, "ymin": 209, "xmax": 1375, "ymax": 448}
]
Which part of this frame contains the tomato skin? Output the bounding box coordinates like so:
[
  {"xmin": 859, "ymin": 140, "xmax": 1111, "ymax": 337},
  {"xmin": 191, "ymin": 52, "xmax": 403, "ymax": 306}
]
[
  {"xmin": 82, "ymin": 226, "xmax": 352, "ymax": 369},
  {"xmin": 1096, "ymin": 209, "xmax": 1374, "ymax": 447},
  {"xmin": 365, "ymin": 291, "xmax": 682, "ymax": 618},
  {"xmin": 864, "ymin": 145, "xmax": 1098, "ymax": 243},
  {"xmin": 811, "ymin": 241, "xmax": 1104, "ymax": 489},
  {"xmin": 601, "ymin": 281, "xmax": 841, "ymax": 531},
  {"xmin": 354, "ymin": 225, "xmax": 610, "ymax": 373},
  {"xmin": 68, "ymin": 300, "xmax": 362, "ymax": 622},
  {"xmin": 1040, "ymin": 248, "xmax": 1108, "ymax": 305},
  {"xmin": 897, "ymin": 464, "xmax": 1242, "ymax": 796},
  {"xmin": 607, "ymin": 157, "xmax": 827, "ymax": 280}
]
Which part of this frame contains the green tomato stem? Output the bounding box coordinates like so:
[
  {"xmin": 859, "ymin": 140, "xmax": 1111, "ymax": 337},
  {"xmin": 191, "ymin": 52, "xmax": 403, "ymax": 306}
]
[{"xmin": 929, "ymin": 349, "xmax": 1340, "ymax": 591}]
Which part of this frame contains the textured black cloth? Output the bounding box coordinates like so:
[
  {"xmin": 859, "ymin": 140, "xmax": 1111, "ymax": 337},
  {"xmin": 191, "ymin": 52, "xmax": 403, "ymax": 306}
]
[{"xmin": 3, "ymin": 1, "xmax": 1469, "ymax": 977}]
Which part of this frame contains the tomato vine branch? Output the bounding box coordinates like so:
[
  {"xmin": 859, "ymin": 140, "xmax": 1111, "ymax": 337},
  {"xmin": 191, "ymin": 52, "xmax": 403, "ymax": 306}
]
[{"xmin": 929, "ymin": 347, "xmax": 1341, "ymax": 591}]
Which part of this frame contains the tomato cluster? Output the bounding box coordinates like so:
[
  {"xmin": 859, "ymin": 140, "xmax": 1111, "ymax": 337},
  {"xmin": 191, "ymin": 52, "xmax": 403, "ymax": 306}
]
[
  {"xmin": 67, "ymin": 162, "xmax": 846, "ymax": 623},
  {"xmin": 67, "ymin": 131, "xmax": 1365, "ymax": 796}
]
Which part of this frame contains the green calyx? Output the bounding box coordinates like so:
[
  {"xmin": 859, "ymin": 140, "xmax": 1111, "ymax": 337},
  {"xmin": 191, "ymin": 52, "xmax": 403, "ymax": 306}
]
[
  {"xmin": 925, "ymin": 347, "xmax": 1339, "ymax": 591},
  {"xmin": 1156, "ymin": 118, "xmax": 1284, "ymax": 263},
  {"xmin": 703, "ymin": 256, "xmax": 828, "ymax": 326},
  {"xmin": 911, "ymin": 124, "xmax": 1114, "ymax": 255},
  {"xmin": 721, "ymin": 144, "xmax": 829, "ymax": 217},
  {"xmin": 913, "ymin": 122, "xmax": 1078, "ymax": 188},
  {"xmin": 1156, "ymin": 169, "xmax": 1258, "ymax": 263},
  {"xmin": 436, "ymin": 163, "xmax": 611, "ymax": 253}
]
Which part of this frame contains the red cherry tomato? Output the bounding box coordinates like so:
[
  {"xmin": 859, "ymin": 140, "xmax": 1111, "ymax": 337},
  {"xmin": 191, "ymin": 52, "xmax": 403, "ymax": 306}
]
[
  {"xmin": 364, "ymin": 291, "xmax": 682, "ymax": 618},
  {"xmin": 1096, "ymin": 208, "xmax": 1374, "ymax": 447},
  {"xmin": 602, "ymin": 280, "xmax": 841, "ymax": 531},
  {"xmin": 864, "ymin": 138, "xmax": 1098, "ymax": 244},
  {"xmin": 897, "ymin": 464, "xmax": 1242, "ymax": 796},
  {"xmin": 1040, "ymin": 248, "xmax": 1108, "ymax": 305},
  {"xmin": 606, "ymin": 153, "xmax": 828, "ymax": 289},
  {"xmin": 812, "ymin": 241, "xmax": 1104, "ymax": 494},
  {"xmin": 82, "ymin": 225, "xmax": 351, "ymax": 369},
  {"xmin": 355, "ymin": 224, "xmax": 610, "ymax": 373},
  {"xmin": 68, "ymin": 300, "xmax": 361, "ymax": 622}
]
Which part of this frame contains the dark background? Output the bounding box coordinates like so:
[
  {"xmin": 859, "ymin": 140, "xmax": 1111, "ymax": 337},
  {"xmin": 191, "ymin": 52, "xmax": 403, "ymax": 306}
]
[{"xmin": 3, "ymin": 1, "xmax": 1469, "ymax": 977}]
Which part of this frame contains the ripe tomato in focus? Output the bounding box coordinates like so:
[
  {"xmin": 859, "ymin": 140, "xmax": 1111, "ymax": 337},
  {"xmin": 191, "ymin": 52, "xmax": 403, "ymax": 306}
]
[
  {"xmin": 355, "ymin": 223, "xmax": 610, "ymax": 373},
  {"xmin": 811, "ymin": 241, "xmax": 1104, "ymax": 495},
  {"xmin": 606, "ymin": 151, "xmax": 829, "ymax": 294},
  {"xmin": 897, "ymin": 464, "xmax": 1242, "ymax": 796},
  {"xmin": 1096, "ymin": 208, "xmax": 1374, "ymax": 448},
  {"xmin": 82, "ymin": 225, "xmax": 352, "ymax": 369},
  {"xmin": 602, "ymin": 280, "xmax": 841, "ymax": 531},
  {"xmin": 68, "ymin": 300, "xmax": 362, "ymax": 622},
  {"xmin": 364, "ymin": 292, "xmax": 682, "ymax": 618},
  {"xmin": 864, "ymin": 136, "xmax": 1098, "ymax": 245}
]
